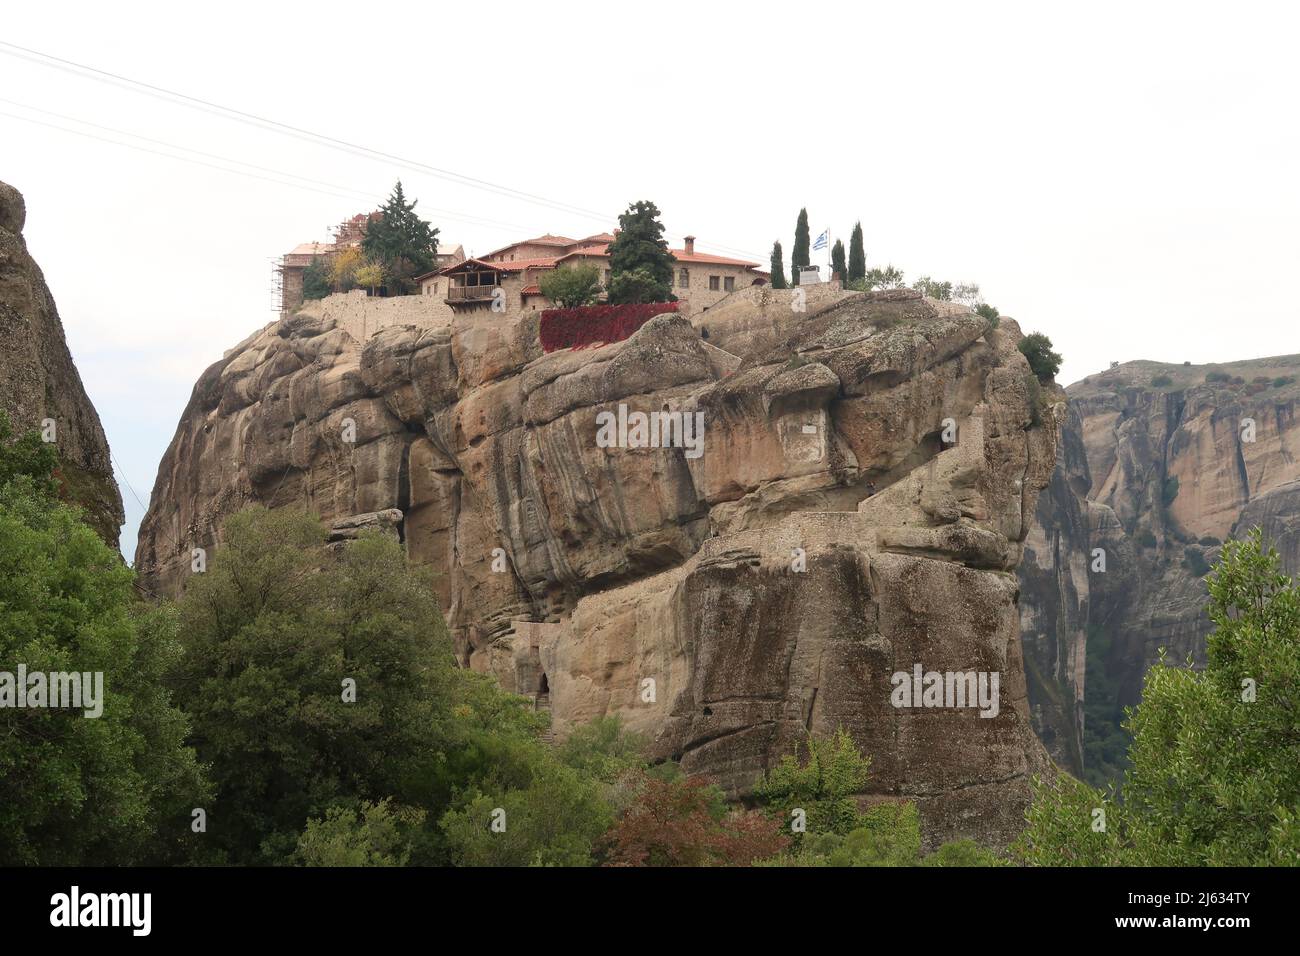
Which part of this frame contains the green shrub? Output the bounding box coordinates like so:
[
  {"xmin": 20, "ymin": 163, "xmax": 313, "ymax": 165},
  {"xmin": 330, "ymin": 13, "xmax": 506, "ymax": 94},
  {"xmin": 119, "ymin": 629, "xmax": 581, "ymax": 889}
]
[
  {"xmin": 1151, "ymin": 374, "xmax": 1173, "ymax": 387},
  {"xmin": 1274, "ymin": 376, "xmax": 1296, "ymax": 388},
  {"xmin": 1198, "ymin": 536, "xmax": 1222, "ymax": 547},
  {"xmin": 1137, "ymin": 529, "xmax": 1158, "ymax": 549},
  {"xmin": 1018, "ymin": 332, "xmax": 1062, "ymax": 382},
  {"xmin": 1205, "ymin": 370, "xmax": 1231, "ymax": 383},
  {"xmin": 1162, "ymin": 476, "xmax": 1180, "ymax": 506},
  {"xmin": 1183, "ymin": 546, "xmax": 1211, "ymax": 577}
]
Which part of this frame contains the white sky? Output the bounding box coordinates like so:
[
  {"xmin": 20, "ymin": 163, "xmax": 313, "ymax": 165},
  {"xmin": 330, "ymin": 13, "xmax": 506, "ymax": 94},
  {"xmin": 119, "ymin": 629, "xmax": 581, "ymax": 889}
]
[{"xmin": 2, "ymin": 0, "xmax": 1297, "ymax": 562}]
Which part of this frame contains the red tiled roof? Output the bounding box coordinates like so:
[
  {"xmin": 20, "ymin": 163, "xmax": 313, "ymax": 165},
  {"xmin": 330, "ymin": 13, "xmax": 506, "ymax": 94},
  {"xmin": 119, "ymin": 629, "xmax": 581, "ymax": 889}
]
[
  {"xmin": 521, "ymin": 285, "xmax": 542, "ymax": 295},
  {"xmin": 556, "ymin": 243, "xmax": 759, "ymax": 269},
  {"xmin": 482, "ymin": 234, "xmax": 579, "ymax": 259},
  {"xmin": 435, "ymin": 256, "xmax": 559, "ymax": 277}
]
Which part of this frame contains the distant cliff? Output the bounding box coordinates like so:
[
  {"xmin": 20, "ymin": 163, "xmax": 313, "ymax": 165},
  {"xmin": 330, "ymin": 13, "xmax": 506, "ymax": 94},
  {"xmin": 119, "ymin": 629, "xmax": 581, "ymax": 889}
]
[
  {"xmin": 0, "ymin": 180, "xmax": 122, "ymax": 546},
  {"xmin": 1018, "ymin": 357, "xmax": 1300, "ymax": 782},
  {"xmin": 138, "ymin": 286, "xmax": 1064, "ymax": 849}
]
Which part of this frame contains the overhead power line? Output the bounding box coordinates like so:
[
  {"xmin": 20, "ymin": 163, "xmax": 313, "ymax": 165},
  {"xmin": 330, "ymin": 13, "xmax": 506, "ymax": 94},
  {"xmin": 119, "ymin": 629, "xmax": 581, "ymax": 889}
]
[{"xmin": 0, "ymin": 39, "xmax": 769, "ymax": 262}]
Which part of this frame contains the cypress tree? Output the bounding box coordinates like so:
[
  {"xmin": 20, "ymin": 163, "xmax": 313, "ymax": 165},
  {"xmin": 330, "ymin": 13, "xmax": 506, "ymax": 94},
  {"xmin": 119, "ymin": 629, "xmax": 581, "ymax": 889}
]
[
  {"xmin": 792, "ymin": 208, "xmax": 810, "ymax": 283},
  {"xmin": 848, "ymin": 221, "xmax": 866, "ymax": 282},
  {"xmin": 770, "ymin": 241, "xmax": 787, "ymax": 289},
  {"xmin": 830, "ymin": 239, "xmax": 847, "ymax": 283}
]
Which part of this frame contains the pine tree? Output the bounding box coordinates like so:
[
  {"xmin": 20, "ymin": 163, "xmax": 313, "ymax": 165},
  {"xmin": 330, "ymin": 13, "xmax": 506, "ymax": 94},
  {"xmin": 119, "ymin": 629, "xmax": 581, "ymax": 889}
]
[
  {"xmin": 769, "ymin": 241, "xmax": 787, "ymax": 289},
  {"xmin": 848, "ymin": 221, "xmax": 866, "ymax": 282},
  {"xmin": 606, "ymin": 200, "xmax": 675, "ymax": 304},
  {"xmin": 830, "ymin": 239, "xmax": 847, "ymax": 283},
  {"xmin": 792, "ymin": 208, "xmax": 811, "ymax": 282},
  {"xmin": 361, "ymin": 181, "xmax": 439, "ymax": 294}
]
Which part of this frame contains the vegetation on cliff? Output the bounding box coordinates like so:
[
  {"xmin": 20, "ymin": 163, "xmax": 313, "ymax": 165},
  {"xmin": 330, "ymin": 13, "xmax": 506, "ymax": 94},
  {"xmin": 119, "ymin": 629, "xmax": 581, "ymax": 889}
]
[{"xmin": 1017, "ymin": 530, "xmax": 1300, "ymax": 866}]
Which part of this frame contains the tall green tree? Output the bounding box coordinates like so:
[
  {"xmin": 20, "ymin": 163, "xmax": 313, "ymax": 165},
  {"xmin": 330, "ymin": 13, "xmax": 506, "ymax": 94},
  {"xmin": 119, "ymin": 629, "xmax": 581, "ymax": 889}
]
[
  {"xmin": 361, "ymin": 181, "xmax": 440, "ymax": 294},
  {"xmin": 1018, "ymin": 331, "xmax": 1063, "ymax": 381},
  {"xmin": 1015, "ymin": 530, "xmax": 1300, "ymax": 866},
  {"xmin": 301, "ymin": 256, "xmax": 331, "ymax": 301},
  {"xmin": 830, "ymin": 239, "xmax": 847, "ymax": 283},
  {"xmin": 769, "ymin": 241, "xmax": 787, "ymax": 289},
  {"xmin": 0, "ymin": 413, "xmax": 209, "ymax": 866},
  {"xmin": 848, "ymin": 221, "xmax": 866, "ymax": 282},
  {"xmin": 168, "ymin": 507, "xmax": 457, "ymax": 864},
  {"xmin": 791, "ymin": 208, "xmax": 811, "ymax": 282},
  {"xmin": 606, "ymin": 200, "xmax": 675, "ymax": 304}
]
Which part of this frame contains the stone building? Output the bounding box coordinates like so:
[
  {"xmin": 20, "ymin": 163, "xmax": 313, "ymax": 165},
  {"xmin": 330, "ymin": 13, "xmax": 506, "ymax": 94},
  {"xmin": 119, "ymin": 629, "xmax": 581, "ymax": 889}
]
[{"xmin": 418, "ymin": 231, "xmax": 767, "ymax": 315}]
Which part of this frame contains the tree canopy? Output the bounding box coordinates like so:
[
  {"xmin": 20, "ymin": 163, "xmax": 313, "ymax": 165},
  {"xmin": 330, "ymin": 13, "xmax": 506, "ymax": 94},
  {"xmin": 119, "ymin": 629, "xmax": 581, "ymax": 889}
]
[
  {"xmin": 606, "ymin": 200, "xmax": 675, "ymax": 304},
  {"xmin": 360, "ymin": 181, "xmax": 439, "ymax": 294}
]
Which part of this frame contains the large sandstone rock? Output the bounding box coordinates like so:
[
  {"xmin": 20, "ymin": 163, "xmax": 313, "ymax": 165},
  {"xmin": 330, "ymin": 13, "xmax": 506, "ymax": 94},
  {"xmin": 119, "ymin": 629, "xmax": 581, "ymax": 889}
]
[
  {"xmin": 0, "ymin": 180, "xmax": 122, "ymax": 546},
  {"xmin": 139, "ymin": 288, "xmax": 1063, "ymax": 847}
]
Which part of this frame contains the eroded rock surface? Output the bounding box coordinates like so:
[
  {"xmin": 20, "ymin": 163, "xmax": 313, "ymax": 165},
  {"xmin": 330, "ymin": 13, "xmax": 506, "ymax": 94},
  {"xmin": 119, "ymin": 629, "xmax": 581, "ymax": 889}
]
[
  {"xmin": 139, "ymin": 287, "xmax": 1063, "ymax": 847},
  {"xmin": 0, "ymin": 180, "xmax": 122, "ymax": 545},
  {"xmin": 1016, "ymin": 357, "xmax": 1300, "ymax": 777}
]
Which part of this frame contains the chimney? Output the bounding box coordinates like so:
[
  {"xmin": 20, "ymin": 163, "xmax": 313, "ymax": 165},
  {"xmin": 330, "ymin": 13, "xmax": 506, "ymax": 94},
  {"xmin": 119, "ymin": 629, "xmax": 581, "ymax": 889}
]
[{"xmin": 684, "ymin": 235, "xmax": 695, "ymax": 255}]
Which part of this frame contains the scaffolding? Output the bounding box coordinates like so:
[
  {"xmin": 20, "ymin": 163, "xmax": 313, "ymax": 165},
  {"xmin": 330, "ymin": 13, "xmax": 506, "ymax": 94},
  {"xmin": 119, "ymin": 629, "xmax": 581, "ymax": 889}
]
[{"xmin": 269, "ymin": 256, "xmax": 286, "ymax": 314}]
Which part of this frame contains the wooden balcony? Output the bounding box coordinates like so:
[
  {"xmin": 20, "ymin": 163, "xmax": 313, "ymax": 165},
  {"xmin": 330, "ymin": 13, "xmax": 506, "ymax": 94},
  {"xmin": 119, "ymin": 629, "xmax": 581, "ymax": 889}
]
[{"xmin": 447, "ymin": 285, "xmax": 498, "ymax": 303}]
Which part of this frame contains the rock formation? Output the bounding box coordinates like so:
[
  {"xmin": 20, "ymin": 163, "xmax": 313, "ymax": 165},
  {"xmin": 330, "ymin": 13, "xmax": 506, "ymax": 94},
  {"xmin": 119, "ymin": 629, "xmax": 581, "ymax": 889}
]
[
  {"xmin": 138, "ymin": 285, "xmax": 1065, "ymax": 847},
  {"xmin": 1017, "ymin": 357, "xmax": 1300, "ymax": 778},
  {"xmin": 0, "ymin": 180, "xmax": 122, "ymax": 546}
]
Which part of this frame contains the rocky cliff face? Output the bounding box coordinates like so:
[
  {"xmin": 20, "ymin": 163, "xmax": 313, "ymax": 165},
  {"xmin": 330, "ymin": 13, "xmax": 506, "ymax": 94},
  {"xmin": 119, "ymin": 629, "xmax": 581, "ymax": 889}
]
[
  {"xmin": 138, "ymin": 286, "xmax": 1064, "ymax": 847},
  {"xmin": 0, "ymin": 180, "xmax": 122, "ymax": 546},
  {"xmin": 1016, "ymin": 357, "xmax": 1300, "ymax": 779}
]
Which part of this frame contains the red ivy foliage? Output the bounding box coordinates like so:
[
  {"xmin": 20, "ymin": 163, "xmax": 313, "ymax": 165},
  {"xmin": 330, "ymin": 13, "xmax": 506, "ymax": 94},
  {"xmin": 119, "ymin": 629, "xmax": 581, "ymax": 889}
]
[
  {"xmin": 539, "ymin": 302, "xmax": 678, "ymax": 353},
  {"xmin": 602, "ymin": 774, "xmax": 789, "ymax": 867}
]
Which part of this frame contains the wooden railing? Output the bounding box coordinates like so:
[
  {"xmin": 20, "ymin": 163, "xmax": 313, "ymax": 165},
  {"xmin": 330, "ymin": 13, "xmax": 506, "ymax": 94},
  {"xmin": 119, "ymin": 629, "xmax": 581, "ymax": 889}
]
[{"xmin": 447, "ymin": 285, "xmax": 498, "ymax": 302}]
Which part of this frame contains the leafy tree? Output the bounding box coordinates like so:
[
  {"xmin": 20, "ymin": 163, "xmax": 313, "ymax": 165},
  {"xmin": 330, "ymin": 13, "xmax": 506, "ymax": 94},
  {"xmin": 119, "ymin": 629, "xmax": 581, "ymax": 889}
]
[
  {"xmin": 168, "ymin": 507, "xmax": 456, "ymax": 864},
  {"xmin": 606, "ymin": 200, "xmax": 675, "ymax": 304},
  {"xmin": 555, "ymin": 715, "xmax": 648, "ymax": 784},
  {"xmin": 329, "ymin": 246, "xmax": 364, "ymax": 292},
  {"xmin": 355, "ymin": 261, "xmax": 385, "ymax": 295},
  {"xmin": 848, "ymin": 222, "xmax": 866, "ymax": 283},
  {"xmin": 302, "ymin": 255, "xmax": 332, "ymax": 301},
  {"xmin": 440, "ymin": 761, "xmax": 613, "ymax": 867},
  {"xmin": 1016, "ymin": 530, "xmax": 1300, "ymax": 866},
  {"xmin": 913, "ymin": 276, "xmax": 953, "ymax": 300},
  {"xmin": 603, "ymin": 773, "xmax": 788, "ymax": 866},
  {"xmin": 769, "ymin": 240, "xmax": 787, "ymax": 289},
  {"xmin": 975, "ymin": 302, "xmax": 1000, "ymax": 326},
  {"xmin": 294, "ymin": 799, "xmax": 426, "ymax": 866},
  {"xmin": 752, "ymin": 727, "xmax": 872, "ymax": 837},
  {"xmin": 361, "ymin": 180, "xmax": 439, "ymax": 294},
  {"xmin": 1018, "ymin": 331, "xmax": 1062, "ymax": 381},
  {"xmin": 791, "ymin": 208, "xmax": 811, "ymax": 282},
  {"xmin": 830, "ymin": 239, "xmax": 847, "ymax": 283},
  {"xmin": 853, "ymin": 264, "xmax": 905, "ymax": 291},
  {"xmin": 539, "ymin": 263, "xmax": 602, "ymax": 308},
  {"xmin": 607, "ymin": 267, "xmax": 669, "ymax": 306},
  {"xmin": 0, "ymin": 418, "xmax": 209, "ymax": 866}
]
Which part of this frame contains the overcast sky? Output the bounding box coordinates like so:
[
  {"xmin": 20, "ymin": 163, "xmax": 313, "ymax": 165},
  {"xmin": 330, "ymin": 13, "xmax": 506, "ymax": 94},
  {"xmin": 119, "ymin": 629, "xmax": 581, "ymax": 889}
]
[{"xmin": 3, "ymin": 1, "xmax": 1298, "ymax": 561}]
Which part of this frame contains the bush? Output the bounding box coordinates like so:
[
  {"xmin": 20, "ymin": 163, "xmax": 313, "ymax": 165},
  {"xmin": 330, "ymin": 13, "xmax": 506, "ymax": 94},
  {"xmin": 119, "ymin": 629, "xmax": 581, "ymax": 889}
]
[
  {"xmin": 974, "ymin": 302, "xmax": 1000, "ymax": 327},
  {"xmin": 539, "ymin": 302, "xmax": 677, "ymax": 352},
  {"xmin": 1205, "ymin": 370, "xmax": 1231, "ymax": 383},
  {"xmin": 1198, "ymin": 536, "xmax": 1222, "ymax": 547},
  {"xmin": 1274, "ymin": 376, "xmax": 1296, "ymax": 388},
  {"xmin": 1151, "ymin": 374, "xmax": 1173, "ymax": 387},
  {"xmin": 1137, "ymin": 528, "xmax": 1158, "ymax": 549},
  {"xmin": 1018, "ymin": 332, "xmax": 1062, "ymax": 381},
  {"xmin": 302, "ymin": 256, "xmax": 331, "ymax": 300},
  {"xmin": 1162, "ymin": 476, "xmax": 1180, "ymax": 506},
  {"xmin": 1183, "ymin": 546, "xmax": 1211, "ymax": 577},
  {"xmin": 539, "ymin": 263, "xmax": 602, "ymax": 308}
]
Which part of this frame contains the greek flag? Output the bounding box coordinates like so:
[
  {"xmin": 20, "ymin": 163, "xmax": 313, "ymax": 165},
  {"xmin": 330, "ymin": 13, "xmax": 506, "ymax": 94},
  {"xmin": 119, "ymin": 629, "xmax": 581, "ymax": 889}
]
[{"xmin": 812, "ymin": 229, "xmax": 829, "ymax": 251}]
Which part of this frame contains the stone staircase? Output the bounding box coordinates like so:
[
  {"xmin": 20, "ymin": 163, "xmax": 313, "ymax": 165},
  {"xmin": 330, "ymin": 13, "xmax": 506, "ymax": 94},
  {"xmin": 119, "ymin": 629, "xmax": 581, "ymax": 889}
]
[{"xmin": 534, "ymin": 693, "xmax": 556, "ymax": 744}]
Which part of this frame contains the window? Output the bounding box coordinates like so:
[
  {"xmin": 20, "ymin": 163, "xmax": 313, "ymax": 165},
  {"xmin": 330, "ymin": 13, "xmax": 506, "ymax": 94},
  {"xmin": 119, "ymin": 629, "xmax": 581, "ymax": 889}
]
[
  {"xmin": 679, "ymin": 268, "xmax": 689, "ymax": 288},
  {"xmin": 709, "ymin": 275, "xmax": 720, "ymax": 291},
  {"xmin": 723, "ymin": 276, "xmax": 735, "ymax": 291}
]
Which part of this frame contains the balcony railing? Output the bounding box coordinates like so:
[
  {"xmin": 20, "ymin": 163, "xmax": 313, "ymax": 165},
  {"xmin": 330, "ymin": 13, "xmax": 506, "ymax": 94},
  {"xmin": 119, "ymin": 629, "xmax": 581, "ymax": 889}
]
[{"xmin": 447, "ymin": 285, "xmax": 499, "ymax": 302}]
